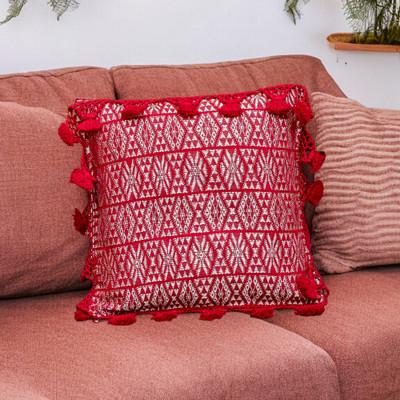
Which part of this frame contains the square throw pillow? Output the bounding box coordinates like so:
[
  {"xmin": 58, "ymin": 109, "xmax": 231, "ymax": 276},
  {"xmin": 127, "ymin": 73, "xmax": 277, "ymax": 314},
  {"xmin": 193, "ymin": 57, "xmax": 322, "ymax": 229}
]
[
  {"xmin": 311, "ymin": 92, "xmax": 400, "ymax": 273},
  {"xmin": 61, "ymin": 84, "xmax": 329, "ymax": 324}
]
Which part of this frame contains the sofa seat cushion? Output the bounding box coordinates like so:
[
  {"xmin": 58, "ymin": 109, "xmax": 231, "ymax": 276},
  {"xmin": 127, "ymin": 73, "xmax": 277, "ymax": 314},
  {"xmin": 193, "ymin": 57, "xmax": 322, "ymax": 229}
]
[
  {"xmin": 270, "ymin": 266, "xmax": 400, "ymax": 400},
  {"xmin": 0, "ymin": 291, "xmax": 339, "ymax": 400}
]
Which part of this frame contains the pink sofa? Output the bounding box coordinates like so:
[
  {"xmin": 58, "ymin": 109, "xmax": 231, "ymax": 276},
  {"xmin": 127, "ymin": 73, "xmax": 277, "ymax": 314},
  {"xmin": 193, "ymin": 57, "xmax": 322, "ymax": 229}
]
[{"xmin": 1, "ymin": 55, "xmax": 399, "ymax": 400}]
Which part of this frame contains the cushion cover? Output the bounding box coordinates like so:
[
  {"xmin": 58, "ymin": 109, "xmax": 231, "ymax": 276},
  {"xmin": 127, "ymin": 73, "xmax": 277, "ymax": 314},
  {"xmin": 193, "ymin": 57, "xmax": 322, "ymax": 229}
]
[
  {"xmin": 64, "ymin": 84, "xmax": 328, "ymax": 323},
  {"xmin": 0, "ymin": 290, "xmax": 340, "ymax": 400},
  {"xmin": 0, "ymin": 102, "xmax": 89, "ymax": 298},
  {"xmin": 311, "ymin": 92, "xmax": 400, "ymax": 273}
]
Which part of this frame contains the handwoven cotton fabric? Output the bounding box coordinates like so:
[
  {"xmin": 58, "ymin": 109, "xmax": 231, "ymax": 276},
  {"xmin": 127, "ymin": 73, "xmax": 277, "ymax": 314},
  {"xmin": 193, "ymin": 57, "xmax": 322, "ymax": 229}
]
[{"xmin": 62, "ymin": 84, "xmax": 328, "ymax": 323}]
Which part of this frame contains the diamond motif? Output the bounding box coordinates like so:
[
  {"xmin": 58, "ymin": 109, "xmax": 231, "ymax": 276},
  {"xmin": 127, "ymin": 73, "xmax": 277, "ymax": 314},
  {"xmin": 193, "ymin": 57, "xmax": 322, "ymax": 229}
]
[
  {"xmin": 163, "ymin": 114, "xmax": 186, "ymax": 151},
  {"xmin": 195, "ymin": 112, "xmax": 221, "ymax": 146},
  {"xmin": 204, "ymin": 193, "xmax": 227, "ymax": 231},
  {"xmin": 172, "ymin": 197, "xmax": 194, "ymax": 234},
  {"xmin": 144, "ymin": 200, "xmax": 164, "ymax": 238},
  {"xmin": 238, "ymin": 193, "xmax": 260, "ymax": 229}
]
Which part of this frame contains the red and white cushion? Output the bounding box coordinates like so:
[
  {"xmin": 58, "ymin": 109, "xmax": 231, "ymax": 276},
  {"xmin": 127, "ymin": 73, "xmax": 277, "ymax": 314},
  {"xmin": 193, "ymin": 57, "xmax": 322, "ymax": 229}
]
[{"xmin": 61, "ymin": 84, "xmax": 328, "ymax": 324}]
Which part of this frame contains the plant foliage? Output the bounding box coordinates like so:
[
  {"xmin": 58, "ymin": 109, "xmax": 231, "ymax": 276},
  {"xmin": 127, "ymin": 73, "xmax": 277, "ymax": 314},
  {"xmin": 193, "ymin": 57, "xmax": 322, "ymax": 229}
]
[
  {"xmin": 1, "ymin": 0, "xmax": 79, "ymax": 24},
  {"xmin": 285, "ymin": 0, "xmax": 400, "ymax": 44},
  {"xmin": 344, "ymin": 0, "xmax": 400, "ymax": 44},
  {"xmin": 284, "ymin": 0, "xmax": 310, "ymax": 24}
]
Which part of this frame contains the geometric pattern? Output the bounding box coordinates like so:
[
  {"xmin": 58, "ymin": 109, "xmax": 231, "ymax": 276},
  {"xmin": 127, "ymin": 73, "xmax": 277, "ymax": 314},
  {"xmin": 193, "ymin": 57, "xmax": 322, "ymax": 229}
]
[{"xmin": 67, "ymin": 84, "xmax": 329, "ymax": 320}]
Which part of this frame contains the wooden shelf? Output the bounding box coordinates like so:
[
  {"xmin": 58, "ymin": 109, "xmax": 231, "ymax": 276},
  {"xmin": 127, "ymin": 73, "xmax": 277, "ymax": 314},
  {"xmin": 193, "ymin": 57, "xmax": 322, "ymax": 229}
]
[{"xmin": 327, "ymin": 33, "xmax": 400, "ymax": 53}]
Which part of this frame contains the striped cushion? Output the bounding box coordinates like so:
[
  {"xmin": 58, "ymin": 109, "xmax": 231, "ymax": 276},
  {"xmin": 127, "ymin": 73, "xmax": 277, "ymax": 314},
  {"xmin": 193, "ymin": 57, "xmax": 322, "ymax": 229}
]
[{"xmin": 311, "ymin": 92, "xmax": 400, "ymax": 273}]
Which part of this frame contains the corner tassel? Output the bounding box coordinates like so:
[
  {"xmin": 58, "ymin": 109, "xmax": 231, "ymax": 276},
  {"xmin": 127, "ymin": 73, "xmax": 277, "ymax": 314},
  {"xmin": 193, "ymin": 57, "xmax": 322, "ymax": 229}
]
[
  {"xmin": 77, "ymin": 118, "xmax": 101, "ymax": 133},
  {"xmin": 306, "ymin": 180, "xmax": 324, "ymax": 207},
  {"xmin": 294, "ymin": 101, "xmax": 313, "ymax": 126},
  {"xmin": 70, "ymin": 156, "xmax": 96, "ymax": 191},
  {"xmin": 73, "ymin": 208, "xmax": 88, "ymax": 235},
  {"xmin": 296, "ymin": 275, "xmax": 320, "ymax": 300},
  {"xmin": 310, "ymin": 150, "xmax": 326, "ymax": 173},
  {"xmin": 122, "ymin": 104, "xmax": 147, "ymax": 120},
  {"xmin": 199, "ymin": 308, "xmax": 226, "ymax": 321},
  {"xmin": 220, "ymin": 101, "xmax": 242, "ymax": 117},
  {"xmin": 151, "ymin": 310, "xmax": 178, "ymax": 322},
  {"xmin": 267, "ymin": 99, "xmax": 291, "ymax": 116},
  {"xmin": 108, "ymin": 313, "xmax": 137, "ymax": 326},
  {"xmin": 58, "ymin": 122, "xmax": 79, "ymax": 146},
  {"xmin": 75, "ymin": 309, "xmax": 90, "ymax": 321},
  {"xmin": 178, "ymin": 100, "xmax": 199, "ymax": 118},
  {"xmin": 250, "ymin": 307, "xmax": 274, "ymax": 319},
  {"xmin": 295, "ymin": 303, "xmax": 325, "ymax": 317}
]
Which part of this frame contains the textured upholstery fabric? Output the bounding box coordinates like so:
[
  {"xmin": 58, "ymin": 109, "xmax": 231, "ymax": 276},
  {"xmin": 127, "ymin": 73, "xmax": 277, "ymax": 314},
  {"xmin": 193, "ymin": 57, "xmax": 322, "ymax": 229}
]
[
  {"xmin": 0, "ymin": 102, "xmax": 89, "ymax": 297},
  {"xmin": 0, "ymin": 290, "xmax": 340, "ymax": 400},
  {"xmin": 271, "ymin": 266, "xmax": 400, "ymax": 400},
  {"xmin": 0, "ymin": 66, "xmax": 115, "ymax": 115},
  {"xmin": 311, "ymin": 92, "xmax": 400, "ymax": 273},
  {"xmin": 111, "ymin": 55, "xmax": 345, "ymax": 100}
]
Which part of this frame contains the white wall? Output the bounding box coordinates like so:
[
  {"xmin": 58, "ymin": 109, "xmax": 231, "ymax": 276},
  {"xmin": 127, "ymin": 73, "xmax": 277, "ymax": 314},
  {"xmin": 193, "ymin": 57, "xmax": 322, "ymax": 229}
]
[{"xmin": 0, "ymin": 0, "xmax": 399, "ymax": 108}]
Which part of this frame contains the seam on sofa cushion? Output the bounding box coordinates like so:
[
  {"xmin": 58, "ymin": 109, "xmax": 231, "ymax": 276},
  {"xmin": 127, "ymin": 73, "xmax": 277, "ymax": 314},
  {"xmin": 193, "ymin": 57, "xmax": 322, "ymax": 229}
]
[
  {"xmin": 0, "ymin": 66, "xmax": 110, "ymax": 81},
  {"xmin": 111, "ymin": 55, "xmax": 323, "ymax": 72}
]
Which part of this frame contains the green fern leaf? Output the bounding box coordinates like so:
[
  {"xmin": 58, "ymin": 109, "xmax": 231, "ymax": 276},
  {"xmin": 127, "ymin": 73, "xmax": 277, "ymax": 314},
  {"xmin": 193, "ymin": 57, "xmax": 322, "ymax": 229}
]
[
  {"xmin": 0, "ymin": 0, "xmax": 28, "ymax": 24},
  {"xmin": 47, "ymin": 0, "xmax": 79, "ymax": 21}
]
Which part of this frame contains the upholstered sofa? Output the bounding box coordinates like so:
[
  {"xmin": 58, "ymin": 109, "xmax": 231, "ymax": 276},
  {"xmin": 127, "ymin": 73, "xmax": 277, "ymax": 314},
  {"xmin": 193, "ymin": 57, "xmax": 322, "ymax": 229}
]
[{"xmin": 0, "ymin": 55, "xmax": 399, "ymax": 400}]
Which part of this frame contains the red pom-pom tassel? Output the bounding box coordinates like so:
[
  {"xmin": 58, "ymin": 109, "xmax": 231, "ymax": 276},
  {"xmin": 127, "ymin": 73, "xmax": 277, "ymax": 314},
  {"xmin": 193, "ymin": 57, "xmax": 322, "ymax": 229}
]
[
  {"xmin": 267, "ymin": 98, "xmax": 291, "ymax": 116},
  {"xmin": 220, "ymin": 101, "xmax": 242, "ymax": 117},
  {"xmin": 58, "ymin": 122, "xmax": 79, "ymax": 146},
  {"xmin": 178, "ymin": 100, "xmax": 199, "ymax": 118},
  {"xmin": 199, "ymin": 308, "xmax": 226, "ymax": 321},
  {"xmin": 122, "ymin": 104, "xmax": 147, "ymax": 120},
  {"xmin": 306, "ymin": 180, "xmax": 324, "ymax": 207},
  {"xmin": 309, "ymin": 151, "xmax": 326, "ymax": 173},
  {"xmin": 73, "ymin": 208, "xmax": 88, "ymax": 235},
  {"xmin": 77, "ymin": 118, "xmax": 101, "ymax": 133},
  {"xmin": 296, "ymin": 275, "xmax": 320, "ymax": 300},
  {"xmin": 74, "ymin": 309, "xmax": 90, "ymax": 321},
  {"xmin": 70, "ymin": 166, "xmax": 96, "ymax": 191},
  {"xmin": 250, "ymin": 307, "xmax": 274, "ymax": 319},
  {"xmin": 151, "ymin": 310, "xmax": 178, "ymax": 322},
  {"xmin": 108, "ymin": 313, "xmax": 137, "ymax": 326},
  {"xmin": 293, "ymin": 101, "xmax": 313, "ymax": 126}
]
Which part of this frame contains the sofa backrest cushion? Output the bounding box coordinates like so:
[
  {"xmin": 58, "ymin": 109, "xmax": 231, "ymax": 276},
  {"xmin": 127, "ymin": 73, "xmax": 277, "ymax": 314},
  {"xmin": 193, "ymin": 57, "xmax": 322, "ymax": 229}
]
[
  {"xmin": 111, "ymin": 55, "xmax": 344, "ymax": 100},
  {"xmin": 0, "ymin": 67, "xmax": 115, "ymax": 116},
  {"xmin": 0, "ymin": 102, "xmax": 91, "ymax": 298}
]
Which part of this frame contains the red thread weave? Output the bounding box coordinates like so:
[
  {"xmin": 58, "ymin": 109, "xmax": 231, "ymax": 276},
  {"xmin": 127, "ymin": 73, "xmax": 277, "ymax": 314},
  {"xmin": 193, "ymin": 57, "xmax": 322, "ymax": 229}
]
[{"xmin": 64, "ymin": 84, "xmax": 328, "ymax": 323}]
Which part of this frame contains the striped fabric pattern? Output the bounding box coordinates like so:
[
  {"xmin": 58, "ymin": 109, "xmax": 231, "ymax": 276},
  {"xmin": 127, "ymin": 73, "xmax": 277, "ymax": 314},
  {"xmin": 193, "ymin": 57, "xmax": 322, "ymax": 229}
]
[{"xmin": 311, "ymin": 92, "xmax": 400, "ymax": 273}]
